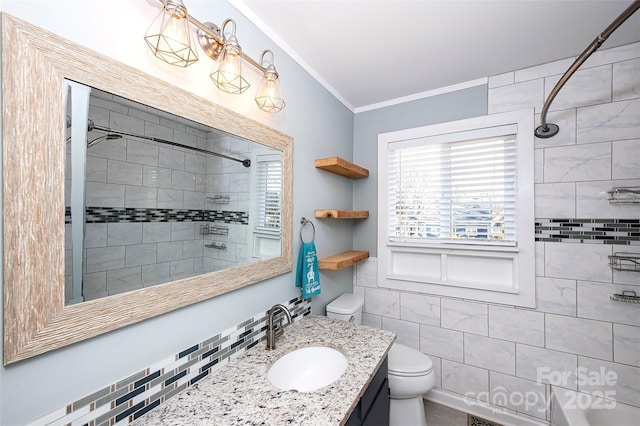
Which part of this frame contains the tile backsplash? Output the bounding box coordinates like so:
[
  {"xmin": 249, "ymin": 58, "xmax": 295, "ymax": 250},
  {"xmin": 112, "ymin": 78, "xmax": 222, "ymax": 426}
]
[
  {"xmin": 356, "ymin": 41, "xmax": 640, "ymax": 422},
  {"xmin": 29, "ymin": 297, "xmax": 311, "ymax": 426}
]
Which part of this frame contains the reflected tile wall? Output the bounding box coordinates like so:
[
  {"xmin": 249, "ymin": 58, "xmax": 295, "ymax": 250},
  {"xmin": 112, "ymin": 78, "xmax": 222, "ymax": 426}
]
[{"xmin": 357, "ymin": 41, "xmax": 640, "ymax": 422}]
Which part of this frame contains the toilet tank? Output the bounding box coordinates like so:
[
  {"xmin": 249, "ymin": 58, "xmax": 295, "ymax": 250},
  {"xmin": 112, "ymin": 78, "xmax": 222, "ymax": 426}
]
[{"xmin": 326, "ymin": 293, "xmax": 363, "ymax": 324}]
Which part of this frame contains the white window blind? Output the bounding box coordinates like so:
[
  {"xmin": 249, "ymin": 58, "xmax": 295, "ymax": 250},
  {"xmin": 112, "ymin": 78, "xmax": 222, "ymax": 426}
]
[
  {"xmin": 387, "ymin": 132, "xmax": 517, "ymax": 246},
  {"xmin": 255, "ymin": 155, "xmax": 282, "ymax": 232}
]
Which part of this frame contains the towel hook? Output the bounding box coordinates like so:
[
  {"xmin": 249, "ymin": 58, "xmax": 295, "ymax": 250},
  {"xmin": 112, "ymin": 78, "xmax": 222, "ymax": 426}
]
[{"xmin": 300, "ymin": 217, "xmax": 315, "ymax": 243}]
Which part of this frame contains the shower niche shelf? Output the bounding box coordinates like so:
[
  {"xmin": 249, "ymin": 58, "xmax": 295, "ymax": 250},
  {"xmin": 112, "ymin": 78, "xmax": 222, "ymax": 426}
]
[
  {"xmin": 609, "ymin": 252, "xmax": 640, "ymax": 272},
  {"xmin": 315, "ymin": 156, "xmax": 370, "ymax": 270},
  {"xmin": 607, "ymin": 187, "xmax": 640, "ymax": 204}
]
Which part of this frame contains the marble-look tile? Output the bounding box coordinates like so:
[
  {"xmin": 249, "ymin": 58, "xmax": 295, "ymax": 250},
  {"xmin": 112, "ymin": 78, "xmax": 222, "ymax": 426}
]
[
  {"xmin": 535, "ymin": 277, "xmax": 577, "ymax": 316},
  {"xmin": 355, "ymin": 257, "xmax": 378, "ymax": 288},
  {"xmin": 207, "ymin": 174, "xmax": 230, "ymax": 193},
  {"xmin": 364, "ymin": 287, "xmax": 400, "ymax": 318},
  {"xmin": 171, "ymin": 170, "xmax": 196, "ymax": 192},
  {"xmin": 107, "ymin": 159, "xmax": 143, "ymax": 186},
  {"xmin": 157, "ymin": 241, "xmax": 183, "ymax": 263},
  {"xmin": 143, "ymin": 166, "xmax": 172, "ymax": 188},
  {"xmin": 87, "ymin": 136, "xmax": 127, "ymax": 161},
  {"xmin": 159, "ymin": 147, "xmax": 185, "ymax": 171},
  {"xmin": 129, "ymin": 107, "xmax": 160, "ymax": 125},
  {"xmin": 464, "ymin": 334, "xmax": 515, "ymax": 375},
  {"xmin": 488, "ymin": 72, "xmax": 514, "ymax": 88},
  {"xmin": 84, "ymin": 223, "xmax": 108, "ymax": 248},
  {"xmin": 82, "ymin": 272, "xmax": 107, "ymax": 300},
  {"xmin": 183, "ymin": 190, "xmax": 204, "ymax": 210},
  {"xmin": 170, "ymin": 258, "xmax": 195, "ymax": 279},
  {"xmin": 488, "ymin": 305, "xmax": 545, "ymax": 347},
  {"xmin": 612, "ymin": 139, "xmax": 640, "ymax": 180},
  {"xmin": 583, "ymin": 41, "xmax": 640, "ymax": 69},
  {"xmin": 577, "ymin": 281, "xmax": 640, "ymax": 327},
  {"xmin": 544, "ymin": 242, "xmax": 612, "ymax": 283},
  {"xmin": 535, "ymin": 109, "xmax": 577, "ymax": 149},
  {"xmin": 613, "ymin": 57, "xmax": 640, "ymax": 101},
  {"xmin": 535, "ymin": 242, "xmax": 545, "ymax": 277},
  {"xmin": 362, "ymin": 312, "xmax": 382, "ymax": 329},
  {"xmin": 441, "ymin": 359, "xmax": 488, "ymax": 401},
  {"xmin": 86, "ymin": 156, "xmax": 107, "ymax": 182},
  {"xmin": 107, "ymin": 266, "xmax": 142, "ymax": 295},
  {"xmin": 85, "ymin": 246, "xmax": 125, "ymax": 273},
  {"xmin": 490, "ymin": 371, "xmax": 547, "ymax": 419},
  {"xmin": 534, "ymin": 182, "xmax": 576, "ymax": 217},
  {"xmin": 382, "ymin": 317, "xmax": 419, "ymax": 349},
  {"xmin": 516, "ymin": 344, "xmax": 578, "ymax": 390},
  {"xmin": 85, "ymin": 182, "xmax": 125, "ymax": 207},
  {"xmin": 110, "ymin": 111, "xmax": 145, "ymax": 135},
  {"xmin": 543, "ymin": 142, "xmax": 611, "ymax": 183},
  {"xmin": 125, "ymin": 243, "xmax": 157, "ymax": 267},
  {"xmin": 577, "ymin": 178, "xmax": 640, "ymax": 218},
  {"xmin": 577, "ymin": 98, "xmax": 640, "ymax": 144},
  {"xmin": 145, "ymin": 122, "xmax": 174, "ymax": 141},
  {"xmin": 577, "ymin": 356, "xmax": 640, "ymax": 408},
  {"xmin": 534, "ymin": 149, "xmax": 544, "ymax": 183},
  {"xmin": 143, "ymin": 223, "xmax": 172, "ymax": 244},
  {"xmin": 488, "ymin": 79, "xmax": 544, "ymax": 114},
  {"xmin": 174, "ymin": 130, "xmax": 198, "ymax": 148},
  {"xmin": 544, "ymin": 65, "xmax": 612, "ymax": 112},
  {"xmin": 185, "ymin": 153, "xmax": 206, "ymax": 174},
  {"xmin": 545, "ymin": 314, "xmax": 612, "ymax": 361},
  {"xmin": 107, "ymin": 223, "xmax": 142, "ymax": 246},
  {"xmin": 400, "ymin": 292, "xmax": 440, "ymax": 326},
  {"xmin": 127, "ymin": 140, "xmax": 159, "ymax": 167},
  {"xmin": 614, "ymin": 324, "xmax": 640, "ymax": 367},
  {"xmin": 441, "ymin": 298, "xmax": 488, "ymax": 335},
  {"xmin": 125, "ymin": 186, "xmax": 157, "ymax": 208},
  {"xmin": 516, "ymin": 57, "xmax": 575, "ymax": 83},
  {"xmin": 142, "ymin": 262, "xmax": 172, "ymax": 287},
  {"xmin": 230, "ymin": 172, "xmax": 249, "ymax": 193},
  {"xmin": 182, "ymin": 240, "xmax": 204, "ymax": 259},
  {"xmin": 157, "ymin": 188, "xmax": 183, "ymax": 209},
  {"xmin": 420, "ymin": 324, "xmax": 463, "ymax": 363}
]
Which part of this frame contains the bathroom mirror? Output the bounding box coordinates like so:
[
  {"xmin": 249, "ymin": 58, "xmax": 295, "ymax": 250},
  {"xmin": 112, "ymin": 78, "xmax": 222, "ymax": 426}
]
[{"xmin": 2, "ymin": 13, "xmax": 293, "ymax": 364}]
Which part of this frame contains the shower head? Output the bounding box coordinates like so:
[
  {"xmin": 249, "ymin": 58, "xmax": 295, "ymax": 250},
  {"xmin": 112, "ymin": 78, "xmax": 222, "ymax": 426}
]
[{"xmin": 87, "ymin": 133, "xmax": 123, "ymax": 148}]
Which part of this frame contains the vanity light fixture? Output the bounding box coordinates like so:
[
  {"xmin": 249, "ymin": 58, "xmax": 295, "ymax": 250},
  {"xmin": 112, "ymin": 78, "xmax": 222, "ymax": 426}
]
[
  {"xmin": 255, "ymin": 50, "xmax": 286, "ymax": 113},
  {"xmin": 144, "ymin": 0, "xmax": 285, "ymax": 112},
  {"xmin": 210, "ymin": 19, "xmax": 250, "ymax": 94}
]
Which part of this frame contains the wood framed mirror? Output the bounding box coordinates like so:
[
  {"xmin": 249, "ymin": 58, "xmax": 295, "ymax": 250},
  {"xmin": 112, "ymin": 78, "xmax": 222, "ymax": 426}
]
[{"xmin": 2, "ymin": 13, "xmax": 293, "ymax": 365}]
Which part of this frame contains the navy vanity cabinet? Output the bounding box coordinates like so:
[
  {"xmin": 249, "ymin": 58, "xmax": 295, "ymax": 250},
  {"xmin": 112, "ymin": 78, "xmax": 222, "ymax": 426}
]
[{"xmin": 345, "ymin": 357, "xmax": 389, "ymax": 426}]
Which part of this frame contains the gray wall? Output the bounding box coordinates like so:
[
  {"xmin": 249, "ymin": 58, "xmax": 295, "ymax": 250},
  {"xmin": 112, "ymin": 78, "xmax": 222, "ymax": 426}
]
[
  {"xmin": 0, "ymin": 1, "xmax": 354, "ymax": 424},
  {"xmin": 353, "ymin": 87, "xmax": 489, "ymax": 255}
]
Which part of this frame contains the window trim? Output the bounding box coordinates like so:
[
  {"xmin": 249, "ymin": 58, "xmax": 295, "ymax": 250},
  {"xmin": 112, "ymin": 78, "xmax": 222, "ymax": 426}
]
[{"xmin": 377, "ymin": 109, "xmax": 535, "ymax": 307}]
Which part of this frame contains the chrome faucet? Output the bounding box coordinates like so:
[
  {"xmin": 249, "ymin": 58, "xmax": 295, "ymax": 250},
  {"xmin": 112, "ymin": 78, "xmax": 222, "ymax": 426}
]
[{"xmin": 266, "ymin": 304, "xmax": 292, "ymax": 350}]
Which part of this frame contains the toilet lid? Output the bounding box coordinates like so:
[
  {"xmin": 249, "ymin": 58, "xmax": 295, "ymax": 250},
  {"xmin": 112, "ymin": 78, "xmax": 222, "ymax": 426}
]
[{"xmin": 388, "ymin": 343, "xmax": 433, "ymax": 376}]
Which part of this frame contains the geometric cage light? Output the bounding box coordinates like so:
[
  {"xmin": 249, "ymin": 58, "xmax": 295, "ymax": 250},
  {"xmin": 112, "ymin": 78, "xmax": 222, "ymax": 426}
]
[{"xmin": 144, "ymin": 0, "xmax": 285, "ymax": 113}]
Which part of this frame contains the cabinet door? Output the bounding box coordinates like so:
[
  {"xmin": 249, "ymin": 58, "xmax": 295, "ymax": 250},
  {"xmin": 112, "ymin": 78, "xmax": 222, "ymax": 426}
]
[{"xmin": 362, "ymin": 378, "xmax": 389, "ymax": 426}]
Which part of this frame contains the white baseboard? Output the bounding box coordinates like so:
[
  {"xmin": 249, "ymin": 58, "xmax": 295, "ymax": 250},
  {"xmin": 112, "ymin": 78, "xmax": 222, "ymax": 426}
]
[{"xmin": 425, "ymin": 388, "xmax": 549, "ymax": 426}]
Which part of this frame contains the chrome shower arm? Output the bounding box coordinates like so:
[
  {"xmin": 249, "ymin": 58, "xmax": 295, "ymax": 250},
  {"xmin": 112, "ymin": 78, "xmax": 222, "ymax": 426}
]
[{"xmin": 535, "ymin": 0, "xmax": 640, "ymax": 138}]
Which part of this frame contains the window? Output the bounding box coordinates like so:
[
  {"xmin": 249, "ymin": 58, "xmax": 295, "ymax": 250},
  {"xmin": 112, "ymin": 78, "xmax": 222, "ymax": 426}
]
[
  {"xmin": 378, "ymin": 109, "xmax": 535, "ymax": 307},
  {"xmin": 255, "ymin": 154, "xmax": 282, "ymax": 233}
]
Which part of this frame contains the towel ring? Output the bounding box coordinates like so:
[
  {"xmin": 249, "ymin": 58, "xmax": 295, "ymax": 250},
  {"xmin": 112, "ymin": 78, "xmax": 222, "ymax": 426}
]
[{"xmin": 300, "ymin": 217, "xmax": 315, "ymax": 243}]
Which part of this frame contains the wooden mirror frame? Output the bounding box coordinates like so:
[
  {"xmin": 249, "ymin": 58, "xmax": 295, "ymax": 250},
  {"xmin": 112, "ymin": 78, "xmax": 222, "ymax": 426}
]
[{"xmin": 2, "ymin": 13, "xmax": 293, "ymax": 365}]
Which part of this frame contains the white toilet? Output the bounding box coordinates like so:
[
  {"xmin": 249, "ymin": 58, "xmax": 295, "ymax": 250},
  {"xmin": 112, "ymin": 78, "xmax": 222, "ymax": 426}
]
[{"xmin": 326, "ymin": 294, "xmax": 435, "ymax": 426}]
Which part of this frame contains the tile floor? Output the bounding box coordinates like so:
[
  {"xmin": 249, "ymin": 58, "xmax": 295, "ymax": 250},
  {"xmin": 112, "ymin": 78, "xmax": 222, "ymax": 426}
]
[{"xmin": 423, "ymin": 400, "xmax": 503, "ymax": 426}]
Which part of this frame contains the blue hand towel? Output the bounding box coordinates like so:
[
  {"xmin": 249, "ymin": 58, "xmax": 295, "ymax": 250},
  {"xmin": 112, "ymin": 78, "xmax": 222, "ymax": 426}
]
[{"xmin": 295, "ymin": 241, "xmax": 320, "ymax": 300}]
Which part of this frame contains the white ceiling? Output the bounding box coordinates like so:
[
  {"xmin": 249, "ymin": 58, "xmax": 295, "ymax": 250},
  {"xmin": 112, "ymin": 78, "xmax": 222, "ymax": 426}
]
[{"xmin": 233, "ymin": 0, "xmax": 640, "ymax": 112}]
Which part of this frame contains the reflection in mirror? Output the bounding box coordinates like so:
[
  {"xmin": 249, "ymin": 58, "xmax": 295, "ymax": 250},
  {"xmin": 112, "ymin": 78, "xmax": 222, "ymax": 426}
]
[{"xmin": 64, "ymin": 81, "xmax": 282, "ymax": 305}]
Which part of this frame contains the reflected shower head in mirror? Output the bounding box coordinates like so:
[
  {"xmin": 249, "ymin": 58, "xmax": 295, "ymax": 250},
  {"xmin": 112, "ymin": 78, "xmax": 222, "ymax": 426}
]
[{"xmin": 87, "ymin": 133, "xmax": 123, "ymax": 148}]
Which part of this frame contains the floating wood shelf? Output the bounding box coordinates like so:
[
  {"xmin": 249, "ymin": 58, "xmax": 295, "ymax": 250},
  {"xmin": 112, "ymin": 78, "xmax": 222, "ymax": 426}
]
[
  {"xmin": 315, "ymin": 209, "xmax": 369, "ymax": 219},
  {"xmin": 315, "ymin": 157, "xmax": 369, "ymax": 179},
  {"xmin": 318, "ymin": 250, "xmax": 369, "ymax": 270}
]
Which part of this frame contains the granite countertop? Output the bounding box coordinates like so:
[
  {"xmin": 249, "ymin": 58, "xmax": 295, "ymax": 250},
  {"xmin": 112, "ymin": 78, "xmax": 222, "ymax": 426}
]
[{"xmin": 131, "ymin": 315, "xmax": 396, "ymax": 425}]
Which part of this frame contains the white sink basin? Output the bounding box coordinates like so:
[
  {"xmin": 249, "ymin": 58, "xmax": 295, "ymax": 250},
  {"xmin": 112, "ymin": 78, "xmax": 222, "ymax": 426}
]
[{"xmin": 267, "ymin": 346, "xmax": 348, "ymax": 392}]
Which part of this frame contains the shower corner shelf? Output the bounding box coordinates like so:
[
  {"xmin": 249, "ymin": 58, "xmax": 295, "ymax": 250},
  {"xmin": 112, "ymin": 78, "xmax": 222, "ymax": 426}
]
[
  {"xmin": 315, "ymin": 157, "xmax": 369, "ymax": 179},
  {"xmin": 607, "ymin": 186, "xmax": 640, "ymax": 204},
  {"xmin": 609, "ymin": 252, "xmax": 640, "ymax": 272},
  {"xmin": 207, "ymin": 195, "xmax": 231, "ymax": 204},
  {"xmin": 315, "ymin": 209, "xmax": 369, "ymax": 219},
  {"xmin": 318, "ymin": 250, "xmax": 369, "ymax": 270},
  {"xmin": 611, "ymin": 290, "xmax": 640, "ymax": 304}
]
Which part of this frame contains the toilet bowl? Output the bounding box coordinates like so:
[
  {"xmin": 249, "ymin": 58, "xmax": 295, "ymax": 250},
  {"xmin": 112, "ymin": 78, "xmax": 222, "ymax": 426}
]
[{"xmin": 326, "ymin": 294, "xmax": 435, "ymax": 426}]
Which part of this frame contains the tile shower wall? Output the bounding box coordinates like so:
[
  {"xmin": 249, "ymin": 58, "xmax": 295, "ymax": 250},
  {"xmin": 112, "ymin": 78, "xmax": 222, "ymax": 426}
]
[
  {"xmin": 355, "ymin": 41, "xmax": 640, "ymax": 422},
  {"xmin": 65, "ymin": 90, "xmax": 253, "ymax": 301},
  {"xmin": 29, "ymin": 297, "xmax": 311, "ymax": 426}
]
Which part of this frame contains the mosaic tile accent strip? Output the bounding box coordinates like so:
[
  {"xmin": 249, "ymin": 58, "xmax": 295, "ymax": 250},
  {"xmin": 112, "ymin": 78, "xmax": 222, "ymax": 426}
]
[
  {"xmin": 31, "ymin": 297, "xmax": 311, "ymax": 426},
  {"xmin": 535, "ymin": 218, "xmax": 640, "ymax": 246},
  {"xmin": 65, "ymin": 207, "xmax": 249, "ymax": 225}
]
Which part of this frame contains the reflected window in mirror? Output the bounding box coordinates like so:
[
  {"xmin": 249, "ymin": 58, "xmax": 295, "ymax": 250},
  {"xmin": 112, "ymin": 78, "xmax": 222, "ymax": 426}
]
[{"xmin": 64, "ymin": 81, "xmax": 282, "ymax": 305}]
